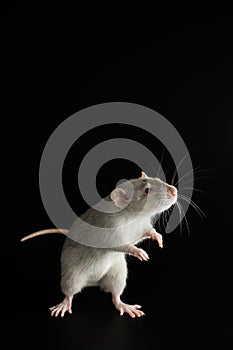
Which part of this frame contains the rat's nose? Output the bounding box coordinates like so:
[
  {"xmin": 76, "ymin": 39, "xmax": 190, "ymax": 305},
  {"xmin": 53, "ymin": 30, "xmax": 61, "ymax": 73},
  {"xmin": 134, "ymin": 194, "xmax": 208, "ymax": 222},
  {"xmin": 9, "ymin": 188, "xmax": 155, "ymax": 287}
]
[{"xmin": 169, "ymin": 186, "xmax": 177, "ymax": 197}]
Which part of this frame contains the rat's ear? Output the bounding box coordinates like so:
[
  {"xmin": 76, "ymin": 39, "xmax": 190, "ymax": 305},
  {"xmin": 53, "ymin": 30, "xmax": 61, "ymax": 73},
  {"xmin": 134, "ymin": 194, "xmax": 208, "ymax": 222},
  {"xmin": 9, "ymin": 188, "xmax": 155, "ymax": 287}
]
[
  {"xmin": 139, "ymin": 171, "xmax": 148, "ymax": 179},
  {"xmin": 110, "ymin": 188, "xmax": 130, "ymax": 208}
]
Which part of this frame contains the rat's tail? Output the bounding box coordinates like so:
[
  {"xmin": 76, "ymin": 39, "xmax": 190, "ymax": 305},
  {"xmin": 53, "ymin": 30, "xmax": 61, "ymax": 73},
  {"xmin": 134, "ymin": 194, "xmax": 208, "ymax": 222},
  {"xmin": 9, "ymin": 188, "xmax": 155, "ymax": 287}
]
[{"xmin": 20, "ymin": 228, "xmax": 69, "ymax": 242}]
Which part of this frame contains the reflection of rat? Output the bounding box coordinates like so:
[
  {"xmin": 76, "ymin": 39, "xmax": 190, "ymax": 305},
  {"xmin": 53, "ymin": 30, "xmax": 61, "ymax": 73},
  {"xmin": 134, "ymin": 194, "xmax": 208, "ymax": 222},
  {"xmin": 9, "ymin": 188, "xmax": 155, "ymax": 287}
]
[{"xmin": 21, "ymin": 172, "xmax": 177, "ymax": 318}]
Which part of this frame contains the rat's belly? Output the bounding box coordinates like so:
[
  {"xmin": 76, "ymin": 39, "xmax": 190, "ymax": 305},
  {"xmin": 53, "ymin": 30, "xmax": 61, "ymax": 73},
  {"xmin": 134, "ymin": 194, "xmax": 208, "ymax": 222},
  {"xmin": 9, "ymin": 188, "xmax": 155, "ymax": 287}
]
[{"xmin": 86, "ymin": 252, "xmax": 121, "ymax": 285}]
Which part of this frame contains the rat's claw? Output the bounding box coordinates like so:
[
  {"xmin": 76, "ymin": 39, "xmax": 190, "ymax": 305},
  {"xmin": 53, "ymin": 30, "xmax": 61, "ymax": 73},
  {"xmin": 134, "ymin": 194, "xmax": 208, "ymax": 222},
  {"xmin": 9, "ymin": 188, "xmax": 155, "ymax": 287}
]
[
  {"xmin": 112, "ymin": 295, "xmax": 145, "ymax": 319},
  {"xmin": 50, "ymin": 296, "xmax": 73, "ymax": 317},
  {"xmin": 117, "ymin": 303, "xmax": 145, "ymax": 318},
  {"xmin": 133, "ymin": 247, "xmax": 149, "ymax": 261}
]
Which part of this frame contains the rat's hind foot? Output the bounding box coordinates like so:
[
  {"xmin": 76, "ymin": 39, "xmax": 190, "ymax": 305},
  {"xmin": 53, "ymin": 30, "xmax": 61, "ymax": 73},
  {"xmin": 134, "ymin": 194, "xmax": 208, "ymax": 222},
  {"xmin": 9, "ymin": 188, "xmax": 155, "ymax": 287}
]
[
  {"xmin": 49, "ymin": 295, "xmax": 73, "ymax": 317},
  {"xmin": 117, "ymin": 302, "xmax": 144, "ymax": 318},
  {"xmin": 112, "ymin": 295, "xmax": 145, "ymax": 318}
]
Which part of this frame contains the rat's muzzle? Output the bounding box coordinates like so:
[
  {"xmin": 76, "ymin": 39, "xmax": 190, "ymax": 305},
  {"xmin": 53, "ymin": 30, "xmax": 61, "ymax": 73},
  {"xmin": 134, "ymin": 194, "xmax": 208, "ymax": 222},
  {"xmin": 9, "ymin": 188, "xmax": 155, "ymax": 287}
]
[{"xmin": 167, "ymin": 185, "xmax": 177, "ymax": 200}]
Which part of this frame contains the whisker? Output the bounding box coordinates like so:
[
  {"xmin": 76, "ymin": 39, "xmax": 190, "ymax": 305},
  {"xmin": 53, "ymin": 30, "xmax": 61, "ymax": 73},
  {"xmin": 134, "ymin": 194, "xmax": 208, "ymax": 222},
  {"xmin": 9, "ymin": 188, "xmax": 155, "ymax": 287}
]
[
  {"xmin": 175, "ymin": 168, "xmax": 215, "ymax": 187},
  {"xmin": 171, "ymin": 149, "xmax": 194, "ymax": 185},
  {"xmin": 157, "ymin": 148, "xmax": 165, "ymax": 178},
  {"xmin": 179, "ymin": 175, "xmax": 215, "ymax": 188},
  {"xmin": 171, "ymin": 168, "xmax": 177, "ymax": 186},
  {"xmin": 165, "ymin": 205, "xmax": 173, "ymax": 230},
  {"xmin": 151, "ymin": 164, "xmax": 158, "ymax": 178},
  {"xmin": 177, "ymin": 200, "xmax": 190, "ymax": 236},
  {"xmin": 175, "ymin": 201, "xmax": 183, "ymax": 235},
  {"xmin": 174, "ymin": 166, "xmax": 200, "ymax": 187},
  {"xmin": 178, "ymin": 187, "xmax": 207, "ymax": 195},
  {"xmin": 178, "ymin": 194, "xmax": 206, "ymax": 218},
  {"xmin": 173, "ymin": 166, "xmax": 199, "ymax": 187},
  {"xmin": 159, "ymin": 211, "xmax": 164, "ymax": 231}
]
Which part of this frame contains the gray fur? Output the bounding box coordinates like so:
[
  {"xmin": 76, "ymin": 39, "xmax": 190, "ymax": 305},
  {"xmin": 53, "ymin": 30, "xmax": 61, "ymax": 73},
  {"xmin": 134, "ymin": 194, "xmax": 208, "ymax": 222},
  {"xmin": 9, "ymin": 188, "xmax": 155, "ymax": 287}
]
[
  {"xmin": 46, "ymin": 174, "xmax": 178, "ymax": 317},
  {"xmin": 60, "ymin": 176, "xmax": 177, "ymax": 298},
  {"xmin": 60, "ymin": 238, "xmax": 127, "ymax": 296}
]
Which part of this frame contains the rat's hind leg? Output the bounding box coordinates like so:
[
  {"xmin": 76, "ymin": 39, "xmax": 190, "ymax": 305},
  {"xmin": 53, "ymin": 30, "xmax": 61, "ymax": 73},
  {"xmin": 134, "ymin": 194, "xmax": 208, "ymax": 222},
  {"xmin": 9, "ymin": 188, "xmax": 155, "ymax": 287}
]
[
  {"xmin": 49, "ymin": 295, "xmax": 73, "ymax": 317},
  {"xmin": 50, "ymin": 271, "xmax": 87, "ymax": 317},
  {"xmin": 99, "ymin": 255, "xmax": 145, "ymax": 318}
]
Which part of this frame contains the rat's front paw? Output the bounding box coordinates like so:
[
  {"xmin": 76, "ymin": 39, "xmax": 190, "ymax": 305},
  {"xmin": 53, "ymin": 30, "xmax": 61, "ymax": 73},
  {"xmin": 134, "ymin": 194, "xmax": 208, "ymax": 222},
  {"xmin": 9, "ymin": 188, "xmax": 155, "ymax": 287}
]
[
  {"xmin": 132, "ymin": 247, "xmax": 149, "ymax": 261},
  {"xmin": 145, "ymin": 228, "xmax": 163, "ymax": 248},
  {"xmin": 151, "ymin": 232, "xmax": 163, "ymax": 248}
]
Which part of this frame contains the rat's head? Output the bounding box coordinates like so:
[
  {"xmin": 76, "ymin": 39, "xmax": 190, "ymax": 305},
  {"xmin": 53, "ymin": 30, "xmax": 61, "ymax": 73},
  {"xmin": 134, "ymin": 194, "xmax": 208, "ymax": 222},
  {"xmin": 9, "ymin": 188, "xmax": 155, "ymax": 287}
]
[{"xmin": 110, "ymin": 171, "xmax": 177, "ymax": 215}]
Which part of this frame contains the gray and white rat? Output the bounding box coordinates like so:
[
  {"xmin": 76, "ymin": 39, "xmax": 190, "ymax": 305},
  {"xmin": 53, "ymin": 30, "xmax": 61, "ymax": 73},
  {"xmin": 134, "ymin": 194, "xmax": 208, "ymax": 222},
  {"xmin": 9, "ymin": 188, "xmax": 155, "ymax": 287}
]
[{"xmin": 21, "ymin": 172, "xmax": 177, "ymax": 318}]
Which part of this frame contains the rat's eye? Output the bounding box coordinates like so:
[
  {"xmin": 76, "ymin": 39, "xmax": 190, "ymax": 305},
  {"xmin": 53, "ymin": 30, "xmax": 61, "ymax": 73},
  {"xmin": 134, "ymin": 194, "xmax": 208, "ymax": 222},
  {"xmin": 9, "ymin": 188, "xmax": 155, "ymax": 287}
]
[{"xmin": 145, "ymin": 188, "xmax": 151, "ymax": 194}]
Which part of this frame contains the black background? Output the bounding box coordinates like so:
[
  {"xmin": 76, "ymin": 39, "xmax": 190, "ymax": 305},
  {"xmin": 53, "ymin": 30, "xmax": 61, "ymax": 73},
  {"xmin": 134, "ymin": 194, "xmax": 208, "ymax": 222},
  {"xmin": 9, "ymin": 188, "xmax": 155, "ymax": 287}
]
[{"xmin": 2, "ymin": 4, "xmax": 232, "ymax": 349}]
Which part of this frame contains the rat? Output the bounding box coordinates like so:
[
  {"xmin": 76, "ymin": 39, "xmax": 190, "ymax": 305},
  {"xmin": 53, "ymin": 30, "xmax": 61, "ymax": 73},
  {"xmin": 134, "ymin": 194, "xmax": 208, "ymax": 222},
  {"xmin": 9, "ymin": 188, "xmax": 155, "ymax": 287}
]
[{"xmin": 21, "ymin": 171, "xmax": 177, "ymax": 318}]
